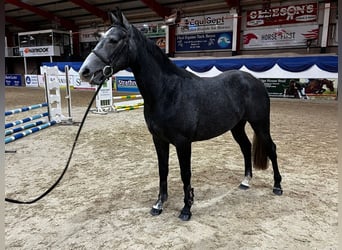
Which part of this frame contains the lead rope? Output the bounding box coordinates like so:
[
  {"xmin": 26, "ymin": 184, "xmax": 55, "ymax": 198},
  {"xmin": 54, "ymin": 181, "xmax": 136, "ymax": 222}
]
[{"xmin": 5, "ymin": 79, "xmax": 105, "ymax": 204}]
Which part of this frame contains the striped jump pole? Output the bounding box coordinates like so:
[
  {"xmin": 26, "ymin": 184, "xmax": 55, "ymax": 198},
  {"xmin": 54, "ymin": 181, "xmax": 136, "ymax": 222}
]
[
  {"xmin": 5, "ymin": 112, "xmax": 49, "ymax": 129},
  {"xmin": 115, "ymin": 105, "xmax": 144, "ymax": 112},
  {"xmin": 4, "ymin": 101, "xmax": 57, "ymax": 144},
  {"xmin": 5, "ymin": 103, "xmax": 48, "ymax": 116},
  {"xmin": 5, "ymin": 120, "xmax": 57, "ymax": 144},
  {"xmin": 113, "ymin": 94, "xmax": 144, "ymax": 112},
  {"xmin": 114, "ymin": 102, "xmax": 144, "ymax": 109},
  {"xmin": 5, "ymin": 120, "xmax": 45, "ymax": 136},
  {"xmin": 113, "ymin": 94, "xmax": 142, "ymax": 100}
]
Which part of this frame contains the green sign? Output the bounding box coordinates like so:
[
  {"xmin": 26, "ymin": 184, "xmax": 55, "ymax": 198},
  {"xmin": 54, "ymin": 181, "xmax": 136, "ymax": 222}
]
[{"xmin": 260, "ymin": 78, "xmax": 299, "ymax": 96}]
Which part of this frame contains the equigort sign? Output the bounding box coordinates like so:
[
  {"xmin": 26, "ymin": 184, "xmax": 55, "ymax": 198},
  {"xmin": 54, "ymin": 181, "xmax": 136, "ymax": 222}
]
[{"xmin": 246, "ymin": 3, "xmax": 317, "ymax": 27}]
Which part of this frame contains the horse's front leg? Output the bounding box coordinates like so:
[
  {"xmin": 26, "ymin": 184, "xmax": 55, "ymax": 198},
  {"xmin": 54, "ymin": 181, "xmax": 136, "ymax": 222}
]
[
  {"xmin": 150, "ymin": 136, "xmax": 169, "ymax": 216},
  {"xmin": 176, "ymin": 142, "xmax": 194, "ymax": 221}
]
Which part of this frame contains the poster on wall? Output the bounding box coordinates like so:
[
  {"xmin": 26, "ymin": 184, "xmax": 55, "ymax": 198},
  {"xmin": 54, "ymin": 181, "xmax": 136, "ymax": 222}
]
[
  {"xmin": 260, "ymin": 78, "xmax": 338, "ymax": 98},
  {"xmin": 25, "ymin": 75, "xmax": 43, "ymax": 87},
  {"xmin": 175, "ymin": 13, "xmax": 234, "ymax": 52},
  {"xmin": 246, "ymin": 2, "xmax": 318, "ymax": 27},
  {"xmin": 243, "ymin": 25, "xmax": 318, "ymax": 49},
  {"xmin": 5, "ymin": 74, "xmax": 22, "ymax": 86},
  {"xmin": 177, "ymin": 13, "xmax": 233, "ymax": 35},
  {"xmin": 176, "ymin": 32, "xmax": 233, "ymax": 51}
]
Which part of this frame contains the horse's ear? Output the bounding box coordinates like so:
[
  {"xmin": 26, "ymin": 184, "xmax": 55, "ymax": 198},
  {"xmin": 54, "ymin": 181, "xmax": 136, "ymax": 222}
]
[
  {"xmin": 120, "ymin": 12, "xmax": 130, "ymax": 29},
  {"xmin": 109, "ymin": 11, "xmax": 119, "ymax": 25},
  {"xmin": 109, "ymin": 8, "xmax": 130, "ymax": 28}
]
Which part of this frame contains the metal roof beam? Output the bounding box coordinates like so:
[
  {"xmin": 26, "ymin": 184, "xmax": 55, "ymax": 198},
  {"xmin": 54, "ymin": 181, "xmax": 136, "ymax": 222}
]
[
  {"xmin": 5, "ymin": 16, "xmax": 31, "ymax": 31},
  {"xmin": 140, "ymin": 0, "xmax": 171, "ymax": 18},
  {"xmin": 69, "ymin": 0, "xmax": 108, "ymax": 22},
  {"xmin": 5, "ymin": 0, "xmax": 78, "ymax": 30},
  {"xmin": 225, "ymin": 0, "xmax": 240, "ymax": 8}
]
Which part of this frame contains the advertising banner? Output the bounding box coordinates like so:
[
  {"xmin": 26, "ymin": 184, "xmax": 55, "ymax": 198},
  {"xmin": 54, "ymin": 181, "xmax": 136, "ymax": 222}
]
[
  {"xmin": 115, "ymin": 76, "xmax": 139, "ymax": 92},
  {"xmin": 260, "ymin": 78, "xmax": 296, "ymax": 96},
  {"xmin": 5, "ymin": 74, "xmax": 22, "ymax": 86},
  {"xmin": 20, "ymin": 46, "xmax": 61, "ymax": 57},
  {"xmin": 176, "ymin": 13, "xmax": 233, "ymax": 35},
  {"xmin": 246, "ymin": 3, "xmax": 317, "ymax": 27},
  {"xmin": 243, "ymin": 25, "xmax": 318, "ymax": 49},
  {"xmin": 25, "ymin": 75, "xmax": 41, "ymax": 87},
  {"xmin": 176, "ymin": 32, "xmax": 233, "ymax": 52}
]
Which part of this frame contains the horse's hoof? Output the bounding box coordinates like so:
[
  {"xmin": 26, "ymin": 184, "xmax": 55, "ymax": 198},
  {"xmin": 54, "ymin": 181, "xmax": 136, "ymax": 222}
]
[
  {"xmin": 150, "ymin": 207, "xmax": 163, "ymax": 216},
  {"xmin": 239, "ymin": 183, "xmax": 250, "ymax": 190},
  {"xmin": 273, "ymin": 187, "xmax": 283, "ymax": 196},
  {"xmin": 178, "ymin": 211, "xmax": 192, "ymax": 221}
]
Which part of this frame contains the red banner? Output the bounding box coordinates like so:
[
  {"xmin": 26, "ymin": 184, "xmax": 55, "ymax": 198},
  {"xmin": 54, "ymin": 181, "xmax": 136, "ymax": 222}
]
[{"xmin": 246, "ymin": 3, "xmax": 317, "ymax": 27}]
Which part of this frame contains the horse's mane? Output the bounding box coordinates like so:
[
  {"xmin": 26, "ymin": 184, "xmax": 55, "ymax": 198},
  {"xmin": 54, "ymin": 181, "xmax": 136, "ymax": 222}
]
[{"xmin": 131, "ymin": 25, "xmax": 196, "ymax": 79}]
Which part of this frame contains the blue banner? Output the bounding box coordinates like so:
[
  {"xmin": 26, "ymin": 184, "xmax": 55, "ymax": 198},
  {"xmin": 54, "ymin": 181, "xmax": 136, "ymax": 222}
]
[
  {"xmin": 176, "ymin": 32, "xmax": 233, "ymax": 52},
  {"xmin": 5, "ymin": 74, "xmax": 22, "ymax": 86},
  {"xmin": 115, "ymin": 76, "xmax": 139, "ymax": 93}
]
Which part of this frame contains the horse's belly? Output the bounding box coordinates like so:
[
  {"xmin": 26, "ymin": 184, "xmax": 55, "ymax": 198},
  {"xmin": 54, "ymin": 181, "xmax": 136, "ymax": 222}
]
[{"xmin": 193, "ymin": 115, "xmax": 239, "ymax": 141}]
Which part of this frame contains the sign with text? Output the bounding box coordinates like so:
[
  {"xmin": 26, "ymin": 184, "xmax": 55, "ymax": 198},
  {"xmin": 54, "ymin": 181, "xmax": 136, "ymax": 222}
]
[
  {"xmin": 260, "ymin": 78, "xmax": 297, "ymax": 96},
  {"xmin": 246, "ymin": 3, "xmax": 317, "ymax": 27},
  {"xmin": 20, "ymin": 46, "xmax": 61, "ymax": 57},
  {"xmin": 5, "ymin": 74, "xmax": 22, "ymax": 86},
  {"xmin": 176, "ymin": 13, "xmax": 233, "ymax": 35},
  {"xmin": 243, "ymin": 25, "xmax": 318, "ymax": 49},
  {"xmin": 115, "ymin": 76, "xmax": 139, "ymax": 92},
  {"xmin": 176, "ymin": 32, "xmax": 232, "ymax": 52},
  {"xmin": 25, "ymin": 75, "xmax": 40, "ymax": 87}
]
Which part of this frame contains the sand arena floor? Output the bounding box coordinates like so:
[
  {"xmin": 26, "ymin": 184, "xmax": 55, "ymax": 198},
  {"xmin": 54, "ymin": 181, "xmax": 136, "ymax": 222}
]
[{"xmin": 4, "ymin": 87, "xmax": 338, "ymax": 249}]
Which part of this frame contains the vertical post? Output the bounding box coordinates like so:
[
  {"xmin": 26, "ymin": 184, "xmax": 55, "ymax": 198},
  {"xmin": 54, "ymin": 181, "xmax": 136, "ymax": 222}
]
[
  {"xmin": 64, "ymin": 65, "xmax": 72, "ymax": 121},
  {"xmin": 23, "ymin": 57, "xmax": 27, "ymax": 75},
  {"xmin": 321, "ymin": 2, "xmax": 330, "ymax": 53},
  {"xmin": 43, "ymin": 72, "xmax": 51, "ymax": 122},
  {"xmin": 165, "ymin": 25, "xmax": 169, "ymax": 55},
  {"xmin": 0, "ymin": 5, "xmax": 5, "ymax": 245},
  {"xmin": 232, "ymin": 12, "xmax": 238, "ymax": 56}
]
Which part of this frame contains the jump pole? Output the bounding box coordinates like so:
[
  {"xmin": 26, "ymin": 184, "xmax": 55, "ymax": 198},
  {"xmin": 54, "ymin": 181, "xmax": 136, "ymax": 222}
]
[
  {"xmin": 115, "ymin": 105, "xmax": 144, "ymax": 112},
  {"xmin": 5, "ymin": 103, "xmax": 48, "ymax": 116},
  {"xmin": 112, "ymin": 94, "xmax": 144, "ymax": 112},
  {"xmin": 4, "ymin": 101, "xmax": 55, "ymax": 144},
  {"xmin": 5, "ymin": 120, "xmax": 57, "ymax": 144},
  {"xmin": 113, "ymin": 94, "xmax": 142, "ymax": 100},
  {"xmin": 5, "ymin": 120, "xmax": 45, "ymax": 136},
  {"xmin": 5, "ymin": 112, "xmax": 49, "ymax": 129}
]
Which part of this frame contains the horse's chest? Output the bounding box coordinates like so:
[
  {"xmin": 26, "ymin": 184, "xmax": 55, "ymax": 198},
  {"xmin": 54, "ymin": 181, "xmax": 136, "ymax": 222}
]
[{"xmin": 144, "ymin": 111, "xmax": 193, "ymax": 143}]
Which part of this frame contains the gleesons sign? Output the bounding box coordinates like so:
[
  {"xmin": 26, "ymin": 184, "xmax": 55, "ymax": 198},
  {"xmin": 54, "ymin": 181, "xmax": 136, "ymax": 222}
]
[{"xmin": 246, "ymin": 3, "xmax": 317, "ymax": 27}]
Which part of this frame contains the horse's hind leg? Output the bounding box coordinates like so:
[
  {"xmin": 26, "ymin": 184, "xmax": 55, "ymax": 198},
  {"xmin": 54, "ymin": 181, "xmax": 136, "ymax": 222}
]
[
  {"xmin": 231, "ymin": 120, "xmax": 253, "ymax": 189},
  {"xmin": 150, "ymin": 135, "xmax": 170, "ymax": 216},
  {"xmin": 250, "ymin": 122, "xmax": 283, "ymax": 195}
]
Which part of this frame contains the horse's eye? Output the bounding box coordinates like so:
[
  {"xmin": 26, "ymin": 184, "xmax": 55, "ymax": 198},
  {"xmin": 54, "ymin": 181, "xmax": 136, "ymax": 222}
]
[{"xmin": 109, "ymin": 38, "xmax": 118, "ymax": 44}]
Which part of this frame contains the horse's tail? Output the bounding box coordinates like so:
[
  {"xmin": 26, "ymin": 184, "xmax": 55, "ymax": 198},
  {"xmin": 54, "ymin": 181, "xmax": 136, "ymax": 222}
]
[{"xmin": 252, "ymin": 133, "xmax": 269, "ymax": 170}]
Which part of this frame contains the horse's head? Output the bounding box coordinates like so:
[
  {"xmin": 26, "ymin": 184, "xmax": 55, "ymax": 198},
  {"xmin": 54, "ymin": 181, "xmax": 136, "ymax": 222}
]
[
  {"xmin": 322, "ymin": 79, "xmax": 335, "ymax": 92},
  {"xmin": 79, "ymin": 9, "xmax": 131, "ymax": 85}
]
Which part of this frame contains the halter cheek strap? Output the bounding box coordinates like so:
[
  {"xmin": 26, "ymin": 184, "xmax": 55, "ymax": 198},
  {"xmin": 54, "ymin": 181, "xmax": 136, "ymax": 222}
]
[{"xmin": 91, "ymin": 25, "xmax": 130, "ymax": 77}]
